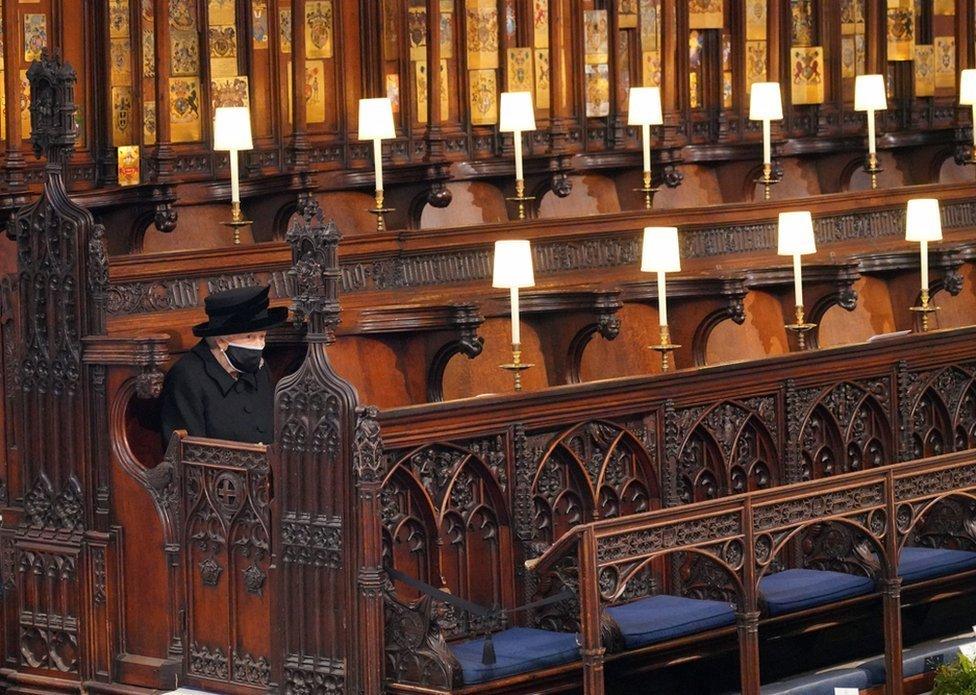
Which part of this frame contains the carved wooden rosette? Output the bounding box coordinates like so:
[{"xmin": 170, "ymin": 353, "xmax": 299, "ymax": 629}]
[
  {"xmin": 270, "ymin": 193, "xmax": 382, "ymax": 693},
  {"xmin": 1, "ymin": 50, "xmax": 114, "ymax": 686}
]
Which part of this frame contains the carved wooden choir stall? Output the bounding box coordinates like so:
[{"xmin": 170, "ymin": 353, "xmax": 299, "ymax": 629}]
[{"xmin": 5, "ymin": 1, "xmax": 976, "ymax": 694}]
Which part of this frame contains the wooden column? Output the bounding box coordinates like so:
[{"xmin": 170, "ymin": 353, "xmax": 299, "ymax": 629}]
[
  {"xmin": 2, "ymin": 0, "xmax": 25, "ymax": 195},
  {"xmin": 353, "ymin": 409, "xmax": 386, "ymax": 695},
  {"xmin": 425, "ymin": 0, "xmax": 445, "ymax": 158},
  {"xmin": 151, "ymin": 0, "xmax": 177, "ymax": 232},
  {"xmin": 271, "ymin": 194, "xmax": 363, "ymax": 694},
  {"xmin": 881, "ymin": 469, "xmax": 904, "ymax": 695},
  {"xmin": 865, "ymin": 0, "xmax": 884, "ymax": 74},
  {"xmin": 290, "ymin": 0, "xmax": 309, "ymax": 167},
  {"xmin": 359, "ymin": 0, "xmax": 383, "ymax": 97},
  {"xmin": 548, "ymin": 0, "xmax": 575, "ymax": 150},
  {"xmin": 153, "ymin": 0, "xmax": 173, "ymax": 178},
  {"xmin": 738, "ymin": 498, "xmax": 761, "ymax": 694},
  {"xmin": 660, "ymin": 0, "xmax": 682, "ymax": 145},
  {"xmin": 578, "ymin": 528, "xmax": 606, "ymax": 695}
]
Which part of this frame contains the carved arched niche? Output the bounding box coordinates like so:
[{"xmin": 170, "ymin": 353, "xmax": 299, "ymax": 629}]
[
  {"xmin": 908, "ymin": 367, "xmax": 976, "ymax": 459},
  {"xmin": 670, "ymin": 399, "xmax": 780, "ymax": 505},
  {"xmin": 382, "ymin": 439, "xmax": 514, "ymax": 630},
  {"xmin": 795, "ymin": 381, "xmax": 893, "ymax": 481},
  {"xmin": 532, "ymin": 420, "xmax": 660, "ymax": 545}
]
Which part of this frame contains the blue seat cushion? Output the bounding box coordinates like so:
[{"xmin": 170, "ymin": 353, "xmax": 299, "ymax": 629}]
[
  {"xmin": 758, "ymin": 664, "xmax": 873, "ymax": 694},
  {"xmin": 449, "ymin": 627, "xmax": 579, "ymax": 685},
  {"xmin": 759, "ymin": 569, "xmax": 874, "ymax": 616},
  {"xmin": 604, "ymin": 594, "xmax": 736, "ymax": 649},
  {"xmin": 897, "ymin": 546, "xmax": 976, "ymax": 584}
]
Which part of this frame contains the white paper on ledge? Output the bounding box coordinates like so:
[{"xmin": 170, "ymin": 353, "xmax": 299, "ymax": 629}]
[
  {"xmin": 834, "ymin": 688, "xmax": 861, "ymax": 695},
  {"xmin": 959, "ymin": 642, "xmax": 976, "ymax": 660}
]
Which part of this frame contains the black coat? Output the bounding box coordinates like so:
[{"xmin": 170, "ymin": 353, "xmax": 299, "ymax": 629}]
[{"xmin": 160, "ymin": 340, "xmax": 275, "ymax": 446}]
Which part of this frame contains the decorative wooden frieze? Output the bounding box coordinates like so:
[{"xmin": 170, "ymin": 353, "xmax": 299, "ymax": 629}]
[
  {"xmin": 595, "ymin": 512, "xmax": 741, "ymax": 563},
  {"xmin": 106, "ymin": 198, "xmax": 976, "ymax": 317}
]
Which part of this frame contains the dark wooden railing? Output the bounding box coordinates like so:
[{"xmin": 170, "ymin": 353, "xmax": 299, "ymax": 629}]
[{"xmin": 528, "ymin": 449, "xmax": 976, "ymax": 695}]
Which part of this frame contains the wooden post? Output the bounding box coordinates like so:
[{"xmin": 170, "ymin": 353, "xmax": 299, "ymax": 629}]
[
  {"xmin": 2, "ymin": 0, "xmax": 25, "ymax": 196},
  {"xmin": 881, "ymin": 469, "xmax": 904, "ymax": 695},
  {"xmin": 353, "ymin": 407, "xmax": 387, "ymax": 695},
  {"xmin": 271, "ymin": 192, "xmax": 367, "ymax": 693},
  {"xmin": 290, "ymin": 0, "xmax": 309, "ymax": 167},
  {"xmin": 739, "ymin": 498, "xmax": 761, "ymax": 694},
  {"xmin": 578, "ymin": 527, "xmax": 606, "ymax": 695},
  {"xmin": 865, "ymin": 0, "xmax": 884, "ymax": 74},
  {"xmin": 425, "ymin": 0, "xmax": 444, "ymax": 158},
  {"xmin": 660, "ymin": 0, "xmax": 680, "ymax": 145},
  {"xmin": 548, "ymin": 0, "xmax": 575, "ymax": 151}
]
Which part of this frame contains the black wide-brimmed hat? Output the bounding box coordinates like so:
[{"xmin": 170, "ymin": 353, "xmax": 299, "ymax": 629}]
[{"xmin": 192, "ymin": 285, "xmax": 288, "ymax": 337}]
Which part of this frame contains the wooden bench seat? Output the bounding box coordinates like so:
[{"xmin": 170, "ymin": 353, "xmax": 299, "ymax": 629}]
[
  {"xmin": 759, "ymin": 569, "xmax": 876, "ymax": 616},
  {"xmin": 447, "ymin": 628, "xmax": 581, "ymax": 686}
]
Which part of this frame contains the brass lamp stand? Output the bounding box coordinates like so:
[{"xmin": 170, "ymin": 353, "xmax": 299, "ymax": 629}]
[
  {"xmin": 506, "ymin": 179, "xmax": 535, "ymax": 220},
  {"xmin": 633, "ymin": 170, "xmax": 659, "ymax": 210},
  {"xmin": 865, "ymin": 152, "xmax": 883, "ymax": 190},
  {"xmin": 785, "ymin": 305, "xmax": 817, "ymax": 351},
  {"xmin": 368, "ymin": 190, "xmax": 395, "ymax": 232},
  {"xmin": 222, "ymin": 201, "xmax": 252, "ymax": 245},
  {"xmin": 909, "ymin": 289, "xmax": 939, "ymax": 333},
  {"xmin": 650, "ymin": 325, "xmax": 680, "ymax": 372},
  {"xmin": 756, "ymin": 163, "xmax": 779, "ymax": 201},
  {"xmin": 500, "ymin": 343, "xmax": 534, "ymax": 391}
]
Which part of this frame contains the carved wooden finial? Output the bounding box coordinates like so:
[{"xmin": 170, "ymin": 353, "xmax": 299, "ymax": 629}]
[
  {"xmin": 26, "ymin": 48, "xmax": 78, "ymax": 164},
  {"xmin": 285, "ymin": 191, "xmax": 343, "ymax": 340}
]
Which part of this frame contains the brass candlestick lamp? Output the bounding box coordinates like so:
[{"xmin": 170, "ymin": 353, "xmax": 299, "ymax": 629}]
[
  {"xmin": 214, "ymin": 106, "xmax": 254, "ymax": 245},
  {"xmin": 358, "ymin": 97, "xmax": 397, "ymax": 232},
  {"xmin": 855, "ymin": 75, "xmax": 887, "ymax": 190},
  {"xmin": 500, "ymin": 92, "xmax": 537, "ymax": 220},
  {"xmin": 493, "ymin": 240, "xmax": 536, "ymax": 391},
  {"xmin": 906, "ymin": 199, "xmax": 942, "ymax": 333},
  {"xmin": 642, "ymin": 227, "xmax": 682, "ymax": 372},
  {"xmin": 749, "ymin": 82, "xmax": 783, "ymax": 201},
  {"xmin": 778, "ymin": 211, "xmax": 818, "ymax": 351},
  {"xmin": 628, "ymin": 87, "xmax": 663, "ymax": 210}
]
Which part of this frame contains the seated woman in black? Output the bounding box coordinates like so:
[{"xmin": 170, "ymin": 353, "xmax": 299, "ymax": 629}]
[{"xmin": 160, "ymin": 285, "xmax": 287, "ymax": 445}]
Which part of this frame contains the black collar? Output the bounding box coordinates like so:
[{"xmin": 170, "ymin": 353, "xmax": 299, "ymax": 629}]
[{"xmin": 191, "ymin": 340, "xmax": 240, "ymax": 396}]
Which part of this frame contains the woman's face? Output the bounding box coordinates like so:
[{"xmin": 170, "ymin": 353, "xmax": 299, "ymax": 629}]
[{"xmin": 218, "ymin": 331, "xmax": 267, "ymax": 350}]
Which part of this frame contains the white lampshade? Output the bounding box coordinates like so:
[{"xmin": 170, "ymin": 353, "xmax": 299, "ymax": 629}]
[
  {"xmin": 213, "ymin": 107, "xmax": 253, "ymax": 151},
  {"xmin": 854, "ymin": 74, "xmax": 887, "ymax": 111},
  {"xmin": 499, "ymin": 91, "xmax": 537, "ymax": 133},
  {"xmin": 492, "ymin": 240, "xmax": 535, "ymax": 288},
  {"xmin": 628, "ymin": 87, "xmax": 663, "ymax": 126},
  {"xmin": 358, "ymin": 97, "xmax": 396, "ymax": 140},
  {"xmin": 641, "ymin": 227, "xmax": 681, "ymax": 273},
  {"xmin": 777, "ymin": 212, "xmax": 817, "ymax": 256},
  {"xmin": 961, "ymin": 70, "xmax": 976, "ymax": 106},
  {"xmin": 905, "ymin": 199, "xmax": 943, "ymax": 242},
  {"xmin": 749, "ymin": 82, "xmax": 784, "ymax": 121}
]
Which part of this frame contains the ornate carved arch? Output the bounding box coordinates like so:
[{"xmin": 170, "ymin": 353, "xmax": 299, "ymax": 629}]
[
  {"xmin": 896, "ymin": 492, "xmax": 976, "ymax": 553},
  {"xmin": 758, "ymin": 517, "xmax": 888, "ymax": 583},
  {"xmin": 953, "ymin": 382, "xmax": 976, "ymax": 450},
  {"xmin": 795, "ymin": 381, "xmax": 893, "ymax": 480},
  {"xmin": 912, "ymin": 388, "xmax": 956, "ymax": 458},
  {"xmin": 908, "ymin": 367, "xmax": 976, "ymax": 458},
  {"xmin": 533, "ymin": 421, "xmax": 659, "ymax": 540},
  {"xmin": 672, "ymin": 399, "xmax": 780, "ymax": 504},
  {"xmin": 381, "ymin": 467, "xmax": 440, "ymax": 599}
]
